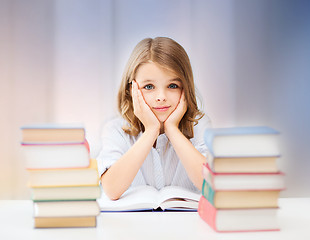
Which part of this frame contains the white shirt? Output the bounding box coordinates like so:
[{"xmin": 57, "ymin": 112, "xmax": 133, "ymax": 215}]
[{"xmin": 96, "ymin": 116, "xmax": 211, "ymax": 193}]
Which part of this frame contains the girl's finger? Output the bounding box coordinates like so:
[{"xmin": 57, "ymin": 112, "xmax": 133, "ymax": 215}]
[
  {"xmin": 175, "ymin": 90, "xmax": 186, "ymax": 114},
  {"xmin": 136, "ymin": 86, "xmax": 144, "ymax": 104},
  {"xmin": 132, "ymin": 81, "xmax": 140, "ymax": 111},
  {"xmin": 180, "ymin": 90, "xmax": 186, "ymax": 107},
  {"xmin": 182, "ymin": 90, "xmax": 187, "ymax": 110},
  {"xmin": 135, "ymin": 81, "xmax": 145, "ymax": 109},
  {"xmin": 134, "ymin": 81, "xmax": 148, "ymax": 108},
  {"xmin": 180, "ymin": 90, "xmax": 185, "ymax": 102}
]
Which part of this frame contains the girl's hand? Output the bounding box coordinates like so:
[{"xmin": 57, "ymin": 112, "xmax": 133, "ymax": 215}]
[
  {"xmin": 132, "ymin": 81, "xmax": 160, "ymax": 133},
  {"xmin": 164, "ymin": 90, "xmax": 187, "ymax": 132}
]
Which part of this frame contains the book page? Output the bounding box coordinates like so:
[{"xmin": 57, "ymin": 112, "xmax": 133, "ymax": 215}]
[
  {"xmin": 98, "ymin": 185, "xmax": 159, "ymax": 211},
  {"xmin": 157, "ymin": 186, "xmax": 201, "ymax": 210},
  {"xmin": 159, "ymin": 198, "xmax": 199, "ymax": 211},
  {"xmin": 98, "ymin": 185, "xmax": 201, "ymax": 211}
]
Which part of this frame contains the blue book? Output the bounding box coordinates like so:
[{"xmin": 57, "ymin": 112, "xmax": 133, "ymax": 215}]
[{"xmin": 204, "ymin": 126, "xmax": 280, "ymax": 157}]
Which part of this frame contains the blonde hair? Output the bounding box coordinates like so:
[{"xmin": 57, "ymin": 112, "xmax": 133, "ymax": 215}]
[{"xmin": 117, "ymin": 37, "xmax": 204, "ymax": 139}]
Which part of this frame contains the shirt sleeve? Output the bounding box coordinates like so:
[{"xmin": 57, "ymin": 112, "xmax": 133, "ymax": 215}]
[{"xmin": 96, "ymin": 119, "xmax": 131, "ymax": 177}]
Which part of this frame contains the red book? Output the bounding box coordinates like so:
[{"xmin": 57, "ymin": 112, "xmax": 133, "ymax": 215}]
[{"xmin": 198, "ymin": 196, "xmax": 280, "ymax": 232}]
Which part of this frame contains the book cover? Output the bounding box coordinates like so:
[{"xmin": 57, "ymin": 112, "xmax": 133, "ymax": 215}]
[{"xmin": 204, "ymin": 126, "xmax": 280, "ymax": 157}]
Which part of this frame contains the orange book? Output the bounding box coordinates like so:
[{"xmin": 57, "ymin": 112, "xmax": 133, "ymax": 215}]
[
  {"xmin": 207, "ymin": 155, "xmax": 280, "ymax": 173},
  {"xmin": 28, "ymin": 159, "xmax": 98, "ymax": 188},
  {"xmin": 34, "ymin": 216, "xmax": 97, "ymax": 228},
  {"xmin": 21, "ymin": 123, "xmax": 85, "ymax": 144}
]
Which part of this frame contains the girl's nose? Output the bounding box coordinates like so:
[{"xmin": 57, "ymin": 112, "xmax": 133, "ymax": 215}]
[
  {"xmin": 156, "ymin": 90, "xmax": 167, "ymax": 102},
  {"xmin": 156, "ymin": 97, "xmax": 166, "ymax": 102}
]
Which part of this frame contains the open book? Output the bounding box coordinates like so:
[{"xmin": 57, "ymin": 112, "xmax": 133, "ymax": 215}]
[{"xmin": 98, "ymin": 185, "xmax": 201, "ymax": 212}]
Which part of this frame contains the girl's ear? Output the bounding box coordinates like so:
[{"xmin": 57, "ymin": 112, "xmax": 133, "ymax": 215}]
[
  {"xmin": 130, "ymin": 80, "xmax": 135, "ymax": 92},
  {"xmin": 129, "ymin": 81, "xmax": 132, "ymax": 90},
  {"xmin": 125, "ymin": 80, "xmax": 133, "ymax": 97}
]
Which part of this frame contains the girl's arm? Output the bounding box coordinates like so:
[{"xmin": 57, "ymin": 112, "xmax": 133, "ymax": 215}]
[
  {"xmin": 101, "ymin": 128, "xmax": 158, "ymax": 200},
  {"xmin": 101, "ymin": 81, "xmax": 160, "ymax": 200},
  {"xmin": 164, "ymin": 91, "xmax": 206, "ymax": 190}
]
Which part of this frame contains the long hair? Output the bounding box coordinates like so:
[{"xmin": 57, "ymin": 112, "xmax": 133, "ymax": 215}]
[{"xmin": 117, "ymin": 37, "xmax": 204, "ymax": 139}]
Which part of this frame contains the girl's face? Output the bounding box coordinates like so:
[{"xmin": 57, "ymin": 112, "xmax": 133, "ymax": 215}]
[{"xmin": 134, "ymin": 62, "xmax": 183, "ymax": 123}]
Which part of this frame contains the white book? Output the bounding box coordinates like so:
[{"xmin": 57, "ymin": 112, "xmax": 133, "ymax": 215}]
[
  {"xmin": 34, "ymin": 201, "xmax": 100, "ymax": 217},
  {"xmin": 98, "ymin": 185, "xmax": 201, "ymax": 212},
  {"xmin": 216, "ymin": 208, "xmax": 279, "ymax": 232},
  {"xmin": 198, "ymin": 196, "xmax": 280, "ymax": 232},
  {"xmin": 202, "ymin": 163, "xmax": 285, "ymax": 190},
  {"xmin": 21, "ymin": 142, "xmax": 90, "ymax": 169},
  {"xmin": 204, "ymin": 126, "xmax": 280, "ymax": 157}
]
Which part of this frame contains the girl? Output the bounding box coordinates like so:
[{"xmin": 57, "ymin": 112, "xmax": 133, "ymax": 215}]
[{"xmin": 97, "ymin": 37, "xmax": 210, "ymax": 200}]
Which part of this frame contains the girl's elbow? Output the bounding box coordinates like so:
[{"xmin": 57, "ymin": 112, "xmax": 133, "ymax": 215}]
[
  {"xmin": 101, "ymin": 181, "xmax": 123, "ymax": 200},
  {"xmin": 107, "ymin": 193, "xmax": 121, "ymax": 201},
  {"xmin": 100, "ymin": 171, "xmax": 128, "ymax": 200},
  {"xmin": 101, "ymin": 185, "xmax": 121, "ymax": 200}
]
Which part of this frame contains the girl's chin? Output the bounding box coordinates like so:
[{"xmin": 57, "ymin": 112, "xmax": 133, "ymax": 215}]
[{"xmin": 156, "ymin": 115, "xmax": 169, "ymax": 123}]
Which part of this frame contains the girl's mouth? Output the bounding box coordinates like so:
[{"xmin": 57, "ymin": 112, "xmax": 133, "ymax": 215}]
[{"xmin": 153, "ymin": 106, "xmax": 170, "ymax": 112}]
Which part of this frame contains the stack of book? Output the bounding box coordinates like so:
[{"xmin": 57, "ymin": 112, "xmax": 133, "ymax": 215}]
[
  {"xmin": 21, "ymin": 124, "xmax": 100, "ymax": 228},
  {"xmin": 198, "ymin": 126, "xmax": 285, "ymax": 232}
]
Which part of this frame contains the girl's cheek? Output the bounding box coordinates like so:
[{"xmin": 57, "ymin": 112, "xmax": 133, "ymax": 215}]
[
  {"xmin": 170, "ymin": 90, "xmax": 182, "ymax": 102},
  {"xmin": 141, "ymin": 91, "xmax": 152, "ymax": 105}
]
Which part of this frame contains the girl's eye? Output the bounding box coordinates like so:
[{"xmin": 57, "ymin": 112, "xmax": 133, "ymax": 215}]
[
  {"xmin": 168, "ymin": 83, "xmax": 179, "ymax": 89},
  {"xmin": 144, "ymin": 84, "xmax": 154, "ymax": 90}
]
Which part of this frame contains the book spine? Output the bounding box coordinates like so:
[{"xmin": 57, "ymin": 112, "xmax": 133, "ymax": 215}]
[
  {"xmin": 198, "ymin": 196, "xmax": 217, "ymax": 231},
  {"xmin": 201, "ymin": 180, "xmax": 215, "ymax": 206},
  {"xmin": 202, "ymin": 164, "xmax": 216, "ymax": 189},
  {"xmin": 21, "ymin": 139, "xmax": 89, "ymax": 150},
  {"xmin": 203, "ymin": 163, "xmax": 286, "ymax": 177}
]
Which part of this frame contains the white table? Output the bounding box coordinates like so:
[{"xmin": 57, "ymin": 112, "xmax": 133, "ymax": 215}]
[{"xmin": 0, "ymin": 198, "xmax": 309, "ymax": 240}]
